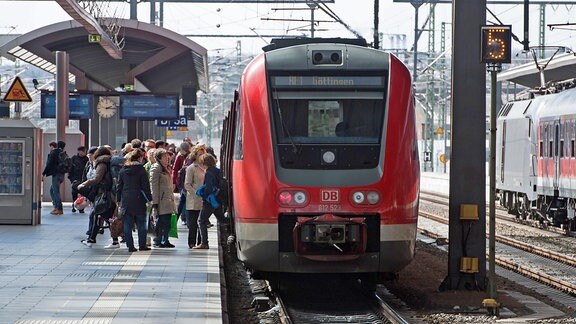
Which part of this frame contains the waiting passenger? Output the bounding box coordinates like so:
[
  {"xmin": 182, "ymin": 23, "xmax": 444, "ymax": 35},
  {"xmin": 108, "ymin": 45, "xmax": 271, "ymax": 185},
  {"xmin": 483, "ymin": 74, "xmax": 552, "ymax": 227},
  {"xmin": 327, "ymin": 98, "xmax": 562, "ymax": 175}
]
[
  {"xmin": 79, "ymin": 146, "xmax": 116, "ymax": 248},
  {"xmin": 184, "ymin": 144, "xmax": 207, "ymax": 248},
  {"xmin": 116, "ymin": 149, "xmax": 153, "ymax": 252},
  {"xmin": 42, "ymin": 140, "xmax": 66, "ymax": 215},
  {"xmin": 194, "ymin": 153, "xmax": 227, "ymax": 250},
  {"xmin": 69, "ymin": 146, "xmax": 88, "ymax": 213},
  {"xmin": 335, "ymin": 121, "xmax": 350, "ymax": 137},
  {"xmin": 150, "ymin": 148, "xmax": 176, "ymax": 248}
]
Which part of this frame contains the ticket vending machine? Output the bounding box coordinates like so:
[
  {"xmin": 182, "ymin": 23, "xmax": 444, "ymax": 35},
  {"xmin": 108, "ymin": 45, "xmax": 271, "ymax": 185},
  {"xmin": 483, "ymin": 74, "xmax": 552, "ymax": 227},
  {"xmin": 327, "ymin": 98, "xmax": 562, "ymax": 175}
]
[{"xmin": 0, "ymin": 119, "xmax": 43, "ymax": 225}]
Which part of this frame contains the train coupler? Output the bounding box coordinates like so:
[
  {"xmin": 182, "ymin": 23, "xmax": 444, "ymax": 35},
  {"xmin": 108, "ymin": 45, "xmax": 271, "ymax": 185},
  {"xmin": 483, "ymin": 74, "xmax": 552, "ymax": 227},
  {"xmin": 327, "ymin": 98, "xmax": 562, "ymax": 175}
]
[{"xmin": 292, "ymin": 214, "xmax": 368, "ymax": 261}]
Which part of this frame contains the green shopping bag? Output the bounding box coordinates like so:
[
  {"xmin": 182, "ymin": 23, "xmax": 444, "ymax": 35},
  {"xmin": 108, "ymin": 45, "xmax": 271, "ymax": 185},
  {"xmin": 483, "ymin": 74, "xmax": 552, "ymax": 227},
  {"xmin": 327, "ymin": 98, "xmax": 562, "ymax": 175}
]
[{"xmin": 169, "ymin": 213, "xmax": 179, "ymax": 238}]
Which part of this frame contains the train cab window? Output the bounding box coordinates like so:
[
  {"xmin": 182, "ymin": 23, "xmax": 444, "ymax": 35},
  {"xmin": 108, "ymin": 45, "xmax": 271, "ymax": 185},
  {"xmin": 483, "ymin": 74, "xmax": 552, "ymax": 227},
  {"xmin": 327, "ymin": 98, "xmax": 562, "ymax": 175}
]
[
  {"xmin": 272, "ymin": 93, "xmax": 384, "ymax": 144},
  {"xmin": 269, "ymin": 74, "xmax": 386, "ymax": 145}
]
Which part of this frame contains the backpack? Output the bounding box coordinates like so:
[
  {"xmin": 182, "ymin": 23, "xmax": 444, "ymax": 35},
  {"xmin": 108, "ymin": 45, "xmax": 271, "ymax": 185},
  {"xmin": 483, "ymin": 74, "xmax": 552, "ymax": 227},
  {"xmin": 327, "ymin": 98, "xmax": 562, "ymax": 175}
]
[
  {"xmin": 110, "ymin": 156, "xmax": 125, "ymax": 181},
  {"xmin": 216, "ymin": 172, "xmax": 228, "ymax": 206},
  {"xmin": 56, "ymin": 150, "xmax": 73, "ymax": 174},
  {"xmin": 177, "ymin": 158, "xmax": 194, "ymax": 191}
]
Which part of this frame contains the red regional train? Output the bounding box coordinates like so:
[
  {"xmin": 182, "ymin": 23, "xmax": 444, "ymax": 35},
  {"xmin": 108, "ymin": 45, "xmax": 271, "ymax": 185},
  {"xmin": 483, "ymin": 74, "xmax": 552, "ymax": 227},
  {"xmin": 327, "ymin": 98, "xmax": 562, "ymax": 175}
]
[{"xmin": 219, "ymin": 38, "xmax": 420, "ymax": 288}]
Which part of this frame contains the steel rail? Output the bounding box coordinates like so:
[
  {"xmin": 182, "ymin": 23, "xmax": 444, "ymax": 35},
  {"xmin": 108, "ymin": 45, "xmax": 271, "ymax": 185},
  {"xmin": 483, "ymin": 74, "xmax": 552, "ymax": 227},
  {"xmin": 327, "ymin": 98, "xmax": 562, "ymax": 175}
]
[
  {"xmin": 374, "ymin": 293, "xmax": 410, "ymax": 324},
  {"xmin": 419, "ymin": 210, "xmax": 576, "ymax": 297},
  {"xmin": 420, "ymin": 190, "xmax": 572, "ymax": 236}
]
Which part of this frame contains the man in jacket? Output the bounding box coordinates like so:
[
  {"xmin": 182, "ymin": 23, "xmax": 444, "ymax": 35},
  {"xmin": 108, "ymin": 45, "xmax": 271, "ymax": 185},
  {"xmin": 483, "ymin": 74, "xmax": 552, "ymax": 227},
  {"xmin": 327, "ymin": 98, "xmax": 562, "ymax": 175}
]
[
  {"xmin": 42, "ymin": 140, "xmax": 66, "ymax": 215},
  {"xmin": 69, "ymin": 146, "xmax": 88, "ymax": 213}
]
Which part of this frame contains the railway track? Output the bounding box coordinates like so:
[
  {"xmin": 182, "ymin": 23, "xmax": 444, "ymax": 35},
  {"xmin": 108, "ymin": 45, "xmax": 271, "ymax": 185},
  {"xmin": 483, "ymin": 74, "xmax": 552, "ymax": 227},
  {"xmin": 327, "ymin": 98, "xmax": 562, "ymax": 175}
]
[
  {"xmin": 421, "ymin": 190, "xmax": 572, "ymax": 236},
  {"xmin": 271, "ymin": 276, "xmax": 410, "ymax": 324},
  {"xmin": 418, "ymin": 195, "xmax": 576, "ymax": 299}
]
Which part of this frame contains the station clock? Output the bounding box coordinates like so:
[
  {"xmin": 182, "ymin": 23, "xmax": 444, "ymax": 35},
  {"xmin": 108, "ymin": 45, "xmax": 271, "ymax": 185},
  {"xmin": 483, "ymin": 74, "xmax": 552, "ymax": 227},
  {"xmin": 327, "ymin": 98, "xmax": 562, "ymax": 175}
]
[{"xmin": 97, "ymin": 96, "xmax": 117, "ymax": 118}]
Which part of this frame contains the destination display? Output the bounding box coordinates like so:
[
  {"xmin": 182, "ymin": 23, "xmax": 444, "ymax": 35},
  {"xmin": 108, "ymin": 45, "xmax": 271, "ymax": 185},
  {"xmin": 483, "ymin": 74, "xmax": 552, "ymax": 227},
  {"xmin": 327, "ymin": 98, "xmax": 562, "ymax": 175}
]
[
  {"xmin": 271, "ymin": 76, "xmax": 385, "ymax": 88},
  {"xmin": 40, "ymin": 93, "xmax": 94, "ymax": 119},
  {"xmin": 120, "ymin": 94, "xmax": 179, "ymax": 120}
]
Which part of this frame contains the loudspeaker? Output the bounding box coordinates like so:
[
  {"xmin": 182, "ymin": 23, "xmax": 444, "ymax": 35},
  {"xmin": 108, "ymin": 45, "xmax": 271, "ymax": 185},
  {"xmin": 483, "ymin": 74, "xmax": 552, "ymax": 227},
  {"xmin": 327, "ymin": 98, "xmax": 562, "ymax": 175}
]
[
  {"xmin": 182, "ymin": 85, "xmax": 197, "ymax": 106},
  {"xmin": 184, "ymin": 107, "xmax": 195, "ymax": 120},
  {"xmin": 0, "ymin": 101, "xmax": 9, "ymax": 118}
]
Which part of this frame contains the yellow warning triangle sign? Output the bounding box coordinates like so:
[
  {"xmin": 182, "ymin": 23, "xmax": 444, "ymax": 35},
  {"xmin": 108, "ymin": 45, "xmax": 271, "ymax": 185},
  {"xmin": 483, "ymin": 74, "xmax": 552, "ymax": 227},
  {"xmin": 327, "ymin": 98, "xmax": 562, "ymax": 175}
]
[{"xmin": 3, "ymin": 77, "xmax": 32, "ymax": 102}]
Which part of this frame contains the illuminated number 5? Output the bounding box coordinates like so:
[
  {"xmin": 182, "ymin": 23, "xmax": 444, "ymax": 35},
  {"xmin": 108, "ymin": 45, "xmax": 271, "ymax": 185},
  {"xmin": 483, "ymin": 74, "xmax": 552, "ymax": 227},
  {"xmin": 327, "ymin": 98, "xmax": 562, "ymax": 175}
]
[{"xmin": 481, "ymin": 26, "xmax": 512, "ymax": 64}]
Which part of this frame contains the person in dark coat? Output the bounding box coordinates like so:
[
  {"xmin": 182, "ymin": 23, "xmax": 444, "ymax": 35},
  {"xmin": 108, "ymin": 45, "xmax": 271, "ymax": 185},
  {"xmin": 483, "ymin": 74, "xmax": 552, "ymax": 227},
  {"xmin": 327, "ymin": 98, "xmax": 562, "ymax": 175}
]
[
  {"xmin": 79, "ymin": 146, "xmax": 115, "ymax": 248},
  {"xmin": 69, "ymin": 146, "xmax": 88, "ymax": 213},
  {"xmin": 116, "ymin": 149, "xmax": 153, "ymax": 252},
  {"xmin": 42, "ymin": 140, "xmax": 66, "ymax": 215},
  {"xmin": 194, "ymin": 153, "xmax": 226, "ymax": 249}
]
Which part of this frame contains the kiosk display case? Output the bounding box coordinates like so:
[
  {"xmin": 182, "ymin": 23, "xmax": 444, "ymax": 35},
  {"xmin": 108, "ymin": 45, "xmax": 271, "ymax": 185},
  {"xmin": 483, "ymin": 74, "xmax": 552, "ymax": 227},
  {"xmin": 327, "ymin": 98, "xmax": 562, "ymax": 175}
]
[
  {"xmin": 0, "ymin": 119, "xmax": 43, "ymax": 225},
  {"xmin": 0, "ymin": 140, "xmax": 25, "ymax": 195}
]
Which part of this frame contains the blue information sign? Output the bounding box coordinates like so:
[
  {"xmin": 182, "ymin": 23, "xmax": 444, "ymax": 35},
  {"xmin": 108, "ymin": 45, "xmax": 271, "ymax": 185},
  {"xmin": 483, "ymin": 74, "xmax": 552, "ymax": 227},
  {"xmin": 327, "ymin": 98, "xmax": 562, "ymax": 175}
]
[
  {"xmin": 155, "ymin": 116, "xmax": 187, "ymax": 127},
  {"xmin": 120, "ymin": 94, "xmax": 179, "ymax": 120},
  {"xmin": 40, "ymin": 93, "xmax": 94, "ymax": 119}
]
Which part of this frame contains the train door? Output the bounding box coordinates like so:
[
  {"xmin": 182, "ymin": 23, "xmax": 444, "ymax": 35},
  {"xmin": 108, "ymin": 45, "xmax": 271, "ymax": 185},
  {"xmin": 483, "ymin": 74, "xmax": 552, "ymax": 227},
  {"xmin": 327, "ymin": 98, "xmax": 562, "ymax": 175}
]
[
  {"xmin": 562, "ymin": 119, "xmax": 576, "ymax": 197},
  {"xmin": 539, "ymin": 122, "xmax": 550, "ymax": 191},
  {"xmin": 499, "ymin": 120, "xmax": 506, "ymax": 183},
  {"xmin": 554, "ymin": 121, "xmax": 560, "ymax": 190},
  {"xmin": 526, "ymin": 117, "xmax": 538, "ymax": 201}
]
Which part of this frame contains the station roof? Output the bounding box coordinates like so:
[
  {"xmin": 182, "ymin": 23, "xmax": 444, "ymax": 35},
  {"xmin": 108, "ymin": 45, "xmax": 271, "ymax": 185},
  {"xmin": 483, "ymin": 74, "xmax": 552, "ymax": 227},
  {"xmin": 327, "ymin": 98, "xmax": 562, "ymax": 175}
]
[
  {"xmin": 0, "ymin": 18, "xmax": 209, "ymax": 94},
  {"xmin": 498, "ymin": 52, "xmax": 576, "ymax": 88}
]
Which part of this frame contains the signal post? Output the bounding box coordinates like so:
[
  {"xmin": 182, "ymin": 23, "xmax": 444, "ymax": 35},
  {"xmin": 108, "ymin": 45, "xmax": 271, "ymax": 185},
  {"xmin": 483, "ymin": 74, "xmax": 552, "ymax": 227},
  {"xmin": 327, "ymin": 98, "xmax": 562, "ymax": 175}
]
[{"xmin": 481, "ymin": 25, "xmax": 512, "ymax": 315}]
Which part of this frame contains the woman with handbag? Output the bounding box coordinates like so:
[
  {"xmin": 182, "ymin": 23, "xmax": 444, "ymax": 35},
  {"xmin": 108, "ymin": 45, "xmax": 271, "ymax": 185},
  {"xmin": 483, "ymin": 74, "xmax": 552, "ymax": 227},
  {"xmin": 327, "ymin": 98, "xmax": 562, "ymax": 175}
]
[
  {"xmin": 116, "ymin": 149, "xmax": 153, "ymax": 252},
  {"xmin": 184, "ymin": 144, "xmax": 206, "ymax": 248},
  {"xmin": 150, "ymin": 148, "xmax": 176, "ymax": 248},
  {"xmin": 79, "ymin": 146, "xmax": 115, "ymax": 248}
]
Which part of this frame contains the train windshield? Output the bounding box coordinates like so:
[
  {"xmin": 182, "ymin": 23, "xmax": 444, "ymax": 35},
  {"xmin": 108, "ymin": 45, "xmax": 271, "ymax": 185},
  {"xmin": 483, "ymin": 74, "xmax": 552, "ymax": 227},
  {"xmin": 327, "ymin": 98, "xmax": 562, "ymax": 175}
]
[{"xmin": 270, "ymin": 76, "xmax": 386, "ymax": 145}]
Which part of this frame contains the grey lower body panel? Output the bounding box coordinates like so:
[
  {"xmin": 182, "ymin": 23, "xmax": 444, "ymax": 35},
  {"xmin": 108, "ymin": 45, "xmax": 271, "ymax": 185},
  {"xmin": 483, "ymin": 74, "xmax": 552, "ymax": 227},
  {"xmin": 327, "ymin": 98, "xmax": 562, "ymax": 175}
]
[{"xmin": 236, "ymin": 239, "xmax": 415, "ymax": 273}]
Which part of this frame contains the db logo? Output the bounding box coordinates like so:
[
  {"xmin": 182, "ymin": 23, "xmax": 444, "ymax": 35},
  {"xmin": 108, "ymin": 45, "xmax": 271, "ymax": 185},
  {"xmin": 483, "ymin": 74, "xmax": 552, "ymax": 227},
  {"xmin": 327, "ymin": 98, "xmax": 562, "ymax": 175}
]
[{"xmin": 321, "ymin": 189, "xmax": 339, "ymax": 202}]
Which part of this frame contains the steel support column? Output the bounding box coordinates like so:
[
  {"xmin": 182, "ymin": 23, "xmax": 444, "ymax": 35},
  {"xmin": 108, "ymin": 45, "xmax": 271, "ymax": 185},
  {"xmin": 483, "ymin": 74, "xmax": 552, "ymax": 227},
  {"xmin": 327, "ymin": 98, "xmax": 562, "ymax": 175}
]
[
  {"xmin": 55, "ymin": 51, "xmax": 69, "ymax": 143},
  {"xmin": 440, "ymin": 0, "xmax": 487, "ymax": 291}
]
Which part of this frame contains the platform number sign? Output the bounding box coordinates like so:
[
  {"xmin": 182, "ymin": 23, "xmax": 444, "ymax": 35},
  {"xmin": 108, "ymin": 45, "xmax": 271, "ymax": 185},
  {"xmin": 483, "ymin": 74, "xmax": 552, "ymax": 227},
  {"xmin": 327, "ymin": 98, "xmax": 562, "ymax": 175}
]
[{"xmin": 480, "ymin": 25, "xmax": 512, "ymax": 64}]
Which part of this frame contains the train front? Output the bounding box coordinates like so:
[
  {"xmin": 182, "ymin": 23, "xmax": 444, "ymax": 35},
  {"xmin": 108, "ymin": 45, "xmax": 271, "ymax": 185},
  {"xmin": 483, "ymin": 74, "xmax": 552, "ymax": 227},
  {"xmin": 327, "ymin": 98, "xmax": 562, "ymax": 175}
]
[{"xmin": 233, "ymin": 42, "xmax": 419, "ymax": 278}]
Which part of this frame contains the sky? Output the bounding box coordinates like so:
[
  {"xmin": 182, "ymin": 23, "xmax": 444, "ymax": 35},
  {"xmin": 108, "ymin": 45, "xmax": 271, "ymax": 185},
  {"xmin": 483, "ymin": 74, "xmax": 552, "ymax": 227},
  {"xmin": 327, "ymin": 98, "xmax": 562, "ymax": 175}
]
[{"xmin": 1, "ymin": 1, "xmax": 576, "ymax": 59}]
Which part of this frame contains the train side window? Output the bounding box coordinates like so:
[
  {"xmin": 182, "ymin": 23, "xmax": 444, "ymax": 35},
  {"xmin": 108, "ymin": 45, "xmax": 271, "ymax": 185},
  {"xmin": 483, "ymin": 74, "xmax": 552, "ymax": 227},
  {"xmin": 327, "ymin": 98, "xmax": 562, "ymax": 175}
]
[
  {"xmin": 560, "ymin": 140, "xmax": 565, "ymax": 158},
  {"xmin": 549, "ymin": 140, "xmax": 553, "ymax": 158},
  {"xmin": 572, "ymin": 140, "xmax": 575, "ymax": 158},
  {"xmin": 233, "ymin": 98, "xmax": 243, "ymax": 160},
  {"xmin": 539, "ymin": 141, "xmax": 544, "ymax": 157}
]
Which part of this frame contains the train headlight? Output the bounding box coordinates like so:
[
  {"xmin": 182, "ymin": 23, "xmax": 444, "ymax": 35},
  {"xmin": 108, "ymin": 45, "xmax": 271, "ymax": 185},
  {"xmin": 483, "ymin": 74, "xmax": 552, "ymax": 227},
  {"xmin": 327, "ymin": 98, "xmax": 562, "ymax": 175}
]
[
  {"xmin": 351, "ymin": 190, "xmax": 380, "ymax": 206},
  {"xmin": 277, "ymin": 189, "xmax": 309, "ymax": 207},
  {"xmin": 294, "ymin": 192, "xmax": 307, "ymax": 204},
  {"xmin": 352, "ymin": 192, "xmax": 365, "ymax": 204},
  {"xmin": 367, "ymin": 191, "xmax": 380, "ymax": 204},
  {"xmin": 322, "ymin": 150, "xmax": 336, "ymax": 164}
]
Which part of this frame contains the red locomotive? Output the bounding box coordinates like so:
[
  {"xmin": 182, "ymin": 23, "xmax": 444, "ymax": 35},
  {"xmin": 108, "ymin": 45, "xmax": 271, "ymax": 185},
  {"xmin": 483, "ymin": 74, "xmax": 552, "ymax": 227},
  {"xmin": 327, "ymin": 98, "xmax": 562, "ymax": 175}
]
[{"xmin": 220, "ymin": 39, "xmax": 420, "ymax": 288}]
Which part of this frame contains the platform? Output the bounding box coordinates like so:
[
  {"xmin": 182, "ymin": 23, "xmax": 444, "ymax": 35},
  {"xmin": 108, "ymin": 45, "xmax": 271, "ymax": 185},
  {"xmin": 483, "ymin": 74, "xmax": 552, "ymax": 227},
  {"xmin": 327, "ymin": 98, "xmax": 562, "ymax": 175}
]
[{"xmin": 0, "ymin": 203, "xmax": 224, "ymax": 324}]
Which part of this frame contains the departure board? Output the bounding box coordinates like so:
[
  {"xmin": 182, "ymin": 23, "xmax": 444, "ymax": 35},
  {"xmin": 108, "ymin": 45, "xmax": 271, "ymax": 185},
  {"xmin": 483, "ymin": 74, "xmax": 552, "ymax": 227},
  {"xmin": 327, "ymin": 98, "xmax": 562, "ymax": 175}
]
[
  {"xmin": 120, "ymin": 94, "xmax": 179, "ymax": 120},
  {"xmin": 40, "ymin": 93, "xmax": 94, "ymax": 119}
]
